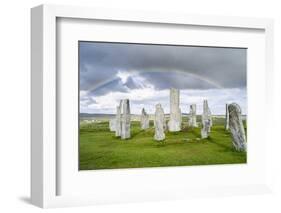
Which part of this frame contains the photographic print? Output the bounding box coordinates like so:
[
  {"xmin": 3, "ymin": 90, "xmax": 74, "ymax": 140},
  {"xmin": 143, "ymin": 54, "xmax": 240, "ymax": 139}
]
[{"xmin": 79, "ymin": 41, "xmax": 247, "ymax": 170}]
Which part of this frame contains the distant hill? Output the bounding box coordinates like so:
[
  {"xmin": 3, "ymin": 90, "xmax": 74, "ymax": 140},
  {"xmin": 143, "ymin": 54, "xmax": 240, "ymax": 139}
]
[
  {"xmin": 79, "ymin": 113, "xmax": 243, "ymax": 117},
  {"xmin": 80, "ymin": 113, "xmax": 115, "ymax": 117},
  {"xmin": 80, "ymin": 113, "xmax": 246, "ymax": 122},
  {"xmin": 80, "ymin": 113, "xmax": 190, "ymax": 116}
]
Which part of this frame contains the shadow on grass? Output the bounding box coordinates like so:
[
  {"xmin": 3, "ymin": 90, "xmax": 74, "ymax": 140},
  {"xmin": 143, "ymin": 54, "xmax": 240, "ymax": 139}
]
[
  {"xmin": 154, "ymin": 141, "xmax": 167, "ymax": 147},
  {"xmin": 131, "ymin": 127, "xmax": 154, "ymax": 139},
  {"xmin": 189, "ymin": 128, "xmax": 201, "ymax": 139},
  {"xmin": 207, "ymin": 136, "xmax": 235, "ymax": 152}
]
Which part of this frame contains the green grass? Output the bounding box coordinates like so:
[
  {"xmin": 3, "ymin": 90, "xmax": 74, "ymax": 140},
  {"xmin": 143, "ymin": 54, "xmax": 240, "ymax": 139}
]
[{"xmin": 79, "ymin": 118, "xmax": 247, "ymax": 170}]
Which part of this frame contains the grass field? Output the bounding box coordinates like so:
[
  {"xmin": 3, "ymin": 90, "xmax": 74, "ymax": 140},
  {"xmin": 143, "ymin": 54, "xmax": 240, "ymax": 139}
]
[{"xmin": 79, "ymin": 116, "xmax": 247, "ymax": 170}]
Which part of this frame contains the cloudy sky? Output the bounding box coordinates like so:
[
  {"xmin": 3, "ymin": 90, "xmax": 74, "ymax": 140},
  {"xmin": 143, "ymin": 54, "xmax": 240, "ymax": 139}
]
[{"xmin": 79, "ymin": 42, "xmax": 247, "ymax": 115}]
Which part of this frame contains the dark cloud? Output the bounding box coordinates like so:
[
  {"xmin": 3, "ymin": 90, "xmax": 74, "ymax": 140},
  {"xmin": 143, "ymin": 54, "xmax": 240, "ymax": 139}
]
[{"xmin": 79, "ymin": 41, "xmax": 246, "ymax": 96}]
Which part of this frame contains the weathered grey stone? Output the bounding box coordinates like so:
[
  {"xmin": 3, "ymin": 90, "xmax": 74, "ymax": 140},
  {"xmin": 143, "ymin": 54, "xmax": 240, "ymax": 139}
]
[
  {"xmin": 154, "ymin": 104, "xmax": 165, "ymax": 141},
  {"xmin": 228, "ymin": 103, "xmax": 247, "ymax": 152},
  {"xmin": 225, "ymin": 104, "xmax": 229, "ymax": 130},
  {"xmin": 115, "ymin": 103, "xmax": 121, "ymax": 137},
  {"xmin": 155, "ymin": 116, "xmax": 168, "ymax": 130},
  {"xmin": 188, "ymin": 104, "xmax": 198, "ymax": 127},
  {"xmin": 202, "ymin": 100, "xmax": 212, "ymax": 133},
  {"xmin": 109, "ymin": 119, "xmax": 116, "ymax": 132},
  {"xmin": 140, "ymin": 108, "xmax": 149, "ymax": 130},
  {"xmin": 168, "ymin": 88, "xmax": 182, "ymax": 132},
  {"xmin": 201, "ymin": 119, "xmax": 211, "ymax": 139},
  {"xmin": 120, "ymin": 99, "xmax": 131, "ymax": 139},
  {"xmin": 201, "ymin": 100, "xmax": 212, "ymax": 138}
]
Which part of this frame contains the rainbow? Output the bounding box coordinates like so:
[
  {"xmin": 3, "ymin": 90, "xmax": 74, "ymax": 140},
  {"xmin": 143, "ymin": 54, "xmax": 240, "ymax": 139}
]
[{"xmin": 83, "ymin": 69, "xmax": 223, "ymax": 94}]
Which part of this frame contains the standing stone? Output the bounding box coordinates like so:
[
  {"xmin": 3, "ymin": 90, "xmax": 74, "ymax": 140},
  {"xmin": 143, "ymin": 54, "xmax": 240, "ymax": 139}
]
[
  {"xmin": 201, "ymin": 100, "xmax": 212, "ymax": 138},
  {"xmin": 154, "ymin": 104, "xmax": 165, "ymax": 141},
  {"xmin": 109, "ymin": 119, "xmax": 116, "ymax": 132},
  {"xmin": 228, "ymin": 103, "xmax": 247, "ymax": 152},
  {"xmin": 115, "ymin": 103, "xmax": 121, "ymax": 137},
  {"xmin": 201, "ymin": 118, "xmax": 211, "ymax": 139},
  {"xmin": 120, "ymin": 99, "xmax": 131, "ymax": 139},
  {"xmin": 202, "ymin": 100, "xmax": 212, "ymax": 133},
  {"xmin": 140, "ymin": 108, "xmax": 149, "ymax": 130},
  {"xmin": 168, "ymin": 88, "xmax": 182, "ymax": 132},
  {"xmin": 188, "ymin": 104, "xmax": 198, "ymax": 127},
  {"xmin": 155, "ymin": 115, "xmax": 168, "ymax": 130},
  {"xmin": 225, "ymin": 104, "xmax": 229, "ymax": 130}
]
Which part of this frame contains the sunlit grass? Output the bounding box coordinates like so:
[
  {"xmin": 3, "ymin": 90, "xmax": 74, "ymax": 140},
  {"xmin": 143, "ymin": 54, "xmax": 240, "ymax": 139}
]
[{"xmin": 79, "ymin": 117, "xmax": 246, "ymax": 170}]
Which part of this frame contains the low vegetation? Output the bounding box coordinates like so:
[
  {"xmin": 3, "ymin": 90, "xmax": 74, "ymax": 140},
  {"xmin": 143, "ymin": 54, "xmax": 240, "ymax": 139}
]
[{"xmin": 79, "ymin": 116, "xmax": 247, "ymax": 170}]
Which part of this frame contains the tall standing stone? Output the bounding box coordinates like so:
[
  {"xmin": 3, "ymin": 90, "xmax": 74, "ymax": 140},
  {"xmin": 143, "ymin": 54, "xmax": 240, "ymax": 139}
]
[
  {"xmin": 201, "ymin": 118, "xmax": 211, "ymax": 139},
  {"xmin": 228, "ymin": 103, "xmax": 247, "ymax": 152},
  {"xmin": 188, "ymin": 104, "xmax": 198, "ymax": 127},
  {"xmin": 168, "ymin": 88, "xmax": 182, "ymax": 132},
  {"xmin": 154, "ymin": 104, "xmax": 165, "ymax": 141},
  {"xmin": 120, "ymin": 99, "xmax": 131, "ymax": 139},
  {"xmin": 225, "ymin": 103, "xmax": 229, "ymax": 130},
  {"xmin": 202, "ymin": 100, "xmax": 212, "ymax": 133},
  {"xmin": 109, "ymin": 119, "xmax": 116, "ymax": 132},
  {"xmin": 115, "ymin": 103, "xmax": 121, "ymax": 137},
  {"xmin": 140, "ymin": 108, "xmax": 149, "ymax": 130},
  {"xmin": 155, "ymin": 115, "xmax": 168, "ymax": 130}
]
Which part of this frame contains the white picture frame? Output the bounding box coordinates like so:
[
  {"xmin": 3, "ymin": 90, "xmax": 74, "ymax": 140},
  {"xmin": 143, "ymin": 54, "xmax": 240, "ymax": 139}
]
[{"xmin": 31, "ymin": 4, "xmax": 274, "ymax": 208}]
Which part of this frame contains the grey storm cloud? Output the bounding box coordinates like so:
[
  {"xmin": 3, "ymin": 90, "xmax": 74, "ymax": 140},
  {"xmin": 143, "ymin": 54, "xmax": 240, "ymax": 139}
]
[{"xmin": 79, "ymin": 41, "xmax": 247, "ymax": 96}]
